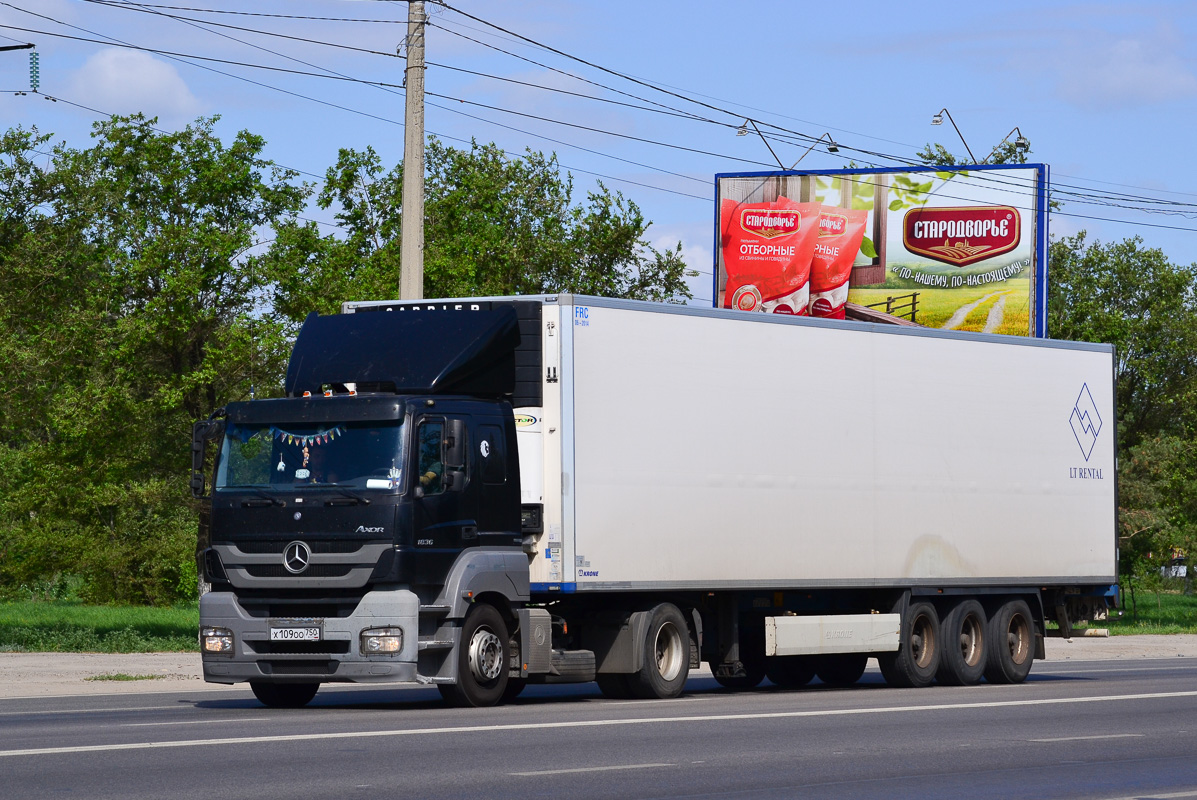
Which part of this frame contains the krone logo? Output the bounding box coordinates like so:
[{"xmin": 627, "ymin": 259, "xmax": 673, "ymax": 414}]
[
  {"xmin": 283, "ymin": 541, "xmax": 311, "ymax": 574},
  {"xmin": 903, "ymin": 205, "xmax": 1021, "ymax": 267}
]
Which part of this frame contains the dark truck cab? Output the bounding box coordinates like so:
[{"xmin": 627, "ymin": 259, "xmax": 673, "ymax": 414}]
[{"xmin": 193, "ymin": 304, "xmax": 538, "ymax": 707}]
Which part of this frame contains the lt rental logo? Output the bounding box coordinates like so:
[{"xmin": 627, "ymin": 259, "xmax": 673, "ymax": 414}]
[{"xmin": 1069, "ymin": 384, "xmax": 1104, "ymax": 479}]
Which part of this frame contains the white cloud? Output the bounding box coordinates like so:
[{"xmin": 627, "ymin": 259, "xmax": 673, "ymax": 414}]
[
  {"xmin": 67, "ymin": 49, "xmax": 203, "ymax": 126},
  {"xmin": 1056, "ymin": 32, "xmax": 1197, "ymax": 109}
]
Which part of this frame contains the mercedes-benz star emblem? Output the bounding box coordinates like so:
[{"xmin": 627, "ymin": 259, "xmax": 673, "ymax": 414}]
[{"xmin": 283, "ymin": 541, "xmax": 311, "ymax": 574}]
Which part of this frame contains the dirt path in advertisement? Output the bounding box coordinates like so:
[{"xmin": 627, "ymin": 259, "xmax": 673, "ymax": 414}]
[
  {"xmin": 981, "ymin": 294, "xmax": 1008, "ymax": 334},
  {"xmin": 943, "ymin": 290, "xmax": 1005, "ymax": 331}
]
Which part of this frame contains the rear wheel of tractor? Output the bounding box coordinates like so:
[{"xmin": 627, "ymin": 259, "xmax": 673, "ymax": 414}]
[
  {"xmin": 816, "ymin": 653, "xmax": 868, "ymax": 687},
  {"xmin": 628, "ymin": 603, "xmax": 691, "ymax": 699},
  {"xmin": 250, "ymin": 682, "xmax": 318, "ymax": 708},
  {"xmin": 878, "ymin": 600, "xmax": 941, "ymax": 688},
  {"xmin": 438, "ymin": 604, "xmax": 510, "ymax": 707},
  {"xmin": 984, "ymin": 598, "xmax": 1035, "ymax": 684},
  {"xmin": 765, "ymin": 655, "xmax": 816, "ymax": 689},
  {"xmin": 937, "ymin": 599, "xmax": 987, "ymax": 686}
]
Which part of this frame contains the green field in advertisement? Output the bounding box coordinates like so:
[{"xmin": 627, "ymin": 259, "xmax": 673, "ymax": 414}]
[{"xmin": 714, "ymin": 165, "xmax": 1045, "ymax": 337}]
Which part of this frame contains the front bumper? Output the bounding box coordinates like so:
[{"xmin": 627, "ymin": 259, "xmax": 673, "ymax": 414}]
[{"xmin": 200, "ymin": 589, "xmax": 420, "ymax": 685}]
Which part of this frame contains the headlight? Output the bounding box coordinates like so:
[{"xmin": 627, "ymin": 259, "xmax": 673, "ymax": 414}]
[
  {"xmin": 360, "ymin": 627, "xmax": 403, "ymax": 655},
  {"xmin": 201, "ymin": 626, "xmax": 234, "ymax": 654}
]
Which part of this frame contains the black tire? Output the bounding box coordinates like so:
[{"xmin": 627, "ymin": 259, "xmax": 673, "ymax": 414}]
[
  {"xmin": 596, "ymin": 673, "xmax": 636, "ymax": 699},
  {"xmin": 250, "ymin": 681, "xmax": 318, "ymax": 708},
  {"xmin": 937, "ymin": 599, "xmax": 988, "ymax": 686},
  {"xmin": 878, "ymin": 600, "xmax": 941, "ymax": 688},
  {"xmin": 984, "ymin": 598, "xmax": 1035, "ymax": 684},
  {"xmin": 816, "ymin": 654, "xmax": 868, "ymax": 687},
  {"xmin": 765, "ymin": 655, "xmax": 816, "ymax": 688},
  {"xmin": 438, "ymin": 604, "xmax": 510, "ymax": 707},
  {"xmin": 627, "ymin": 603, "xmax": 691, "ymax": 699}
]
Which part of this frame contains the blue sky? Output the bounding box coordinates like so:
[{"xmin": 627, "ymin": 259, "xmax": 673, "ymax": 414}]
[{"xmin": 1, "ymin": 0, "xmax": 1194, "ymax": 305}]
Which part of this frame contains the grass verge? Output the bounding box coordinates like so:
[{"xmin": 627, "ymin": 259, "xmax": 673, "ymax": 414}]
[
  {"xmin": 1068, "ymin": 589, "xmax": 1197, "ymax": 636},
  {"xmin": 0, "ymin": 601, "xmax": 198, "ymax": 653},
  {"xmin": 85, "ymin": 673, "xmax": 167, "ymax": 682}
]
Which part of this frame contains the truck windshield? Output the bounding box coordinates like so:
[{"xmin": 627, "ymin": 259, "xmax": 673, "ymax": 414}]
[{"xmin": 215, "ymin": 421, "xmax": 404, "ymax": 492}]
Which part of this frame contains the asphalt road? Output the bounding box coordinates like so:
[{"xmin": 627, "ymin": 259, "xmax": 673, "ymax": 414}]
[{"xmin": 3, "ymin": 658, "xmax": 1197, "ymax": 800}]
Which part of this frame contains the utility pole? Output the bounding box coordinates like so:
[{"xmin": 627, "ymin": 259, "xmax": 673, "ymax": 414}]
[{"xmin": 399, "ymin": 1, "xmax": 426, "ymax": 300}]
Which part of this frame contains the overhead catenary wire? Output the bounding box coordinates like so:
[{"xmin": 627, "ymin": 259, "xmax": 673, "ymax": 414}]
[
  {"xmin": 54, "ymin": 2, "xmax": 1197, "ymax": 217},
  {"xmin": 0, "ymin": 14, "xmax": 710, "ymax": 202},
  {"xmin": 6, "ymin": 3, "xmax": 1196, "ymax": 232}
]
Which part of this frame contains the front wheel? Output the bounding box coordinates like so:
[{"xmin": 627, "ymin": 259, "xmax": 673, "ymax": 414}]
[
  {"xmin": 439, "ymin": 604, "xmax": 510, "ymax": 707},
  {"xmin": 250, "ymin": 681, "xmax": 318, "ymax": 708},
  {"xmin": 878, "ymin": 600, "xmax": 940, "ymax": 688},
  {"xmin": 628, "ymin": 603, "xmax": 691, "ymax": 699}
]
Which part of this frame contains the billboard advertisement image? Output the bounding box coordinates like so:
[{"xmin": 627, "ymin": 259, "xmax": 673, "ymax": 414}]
[{"xmin": 714, "ymin": 165, "xmax": 1049, "ymax": 337}]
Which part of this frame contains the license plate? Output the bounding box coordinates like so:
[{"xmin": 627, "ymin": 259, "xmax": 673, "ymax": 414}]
[{"xmin": 270, "ymin": 627, "xmax": 321, "ymax": 641}]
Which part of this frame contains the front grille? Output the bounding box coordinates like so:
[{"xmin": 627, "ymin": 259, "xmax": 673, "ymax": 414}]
[
  {"xmin": 235, "ymin": 592, "xmax": 365, "ymax": 619},
  {"xmin": 248, "ymin": 640, "xmax": 352, "ymax": 655},
  {"xmin": 230, "ymin": 540, "xmax": 369, "ymax": 555},
  {"xmin": 243, "ymin": 564, "xmax": 355, "ymax": 578},
  {"xmin": 259, "ymin": 660, "xmax": 339, "ymax": 676}
]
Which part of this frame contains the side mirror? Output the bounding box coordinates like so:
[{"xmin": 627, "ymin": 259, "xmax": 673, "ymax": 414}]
[
  {"xmin": 190, "ymin": 419, "xmax": 225, "ymax": 499},
  {"xmin": 444, "ymin": 418, "xmax": 466, "ymax": 469}
]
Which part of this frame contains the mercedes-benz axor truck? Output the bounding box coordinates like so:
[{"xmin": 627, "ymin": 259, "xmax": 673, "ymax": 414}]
[{"xmin": 192, "ymin": 295, "xmax": 1117, "ymax": 708}]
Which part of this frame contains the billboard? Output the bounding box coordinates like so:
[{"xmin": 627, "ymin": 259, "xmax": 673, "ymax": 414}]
[{"xmin": 713, "ymin": 164, "xmax": 1049, "ymax": 337}]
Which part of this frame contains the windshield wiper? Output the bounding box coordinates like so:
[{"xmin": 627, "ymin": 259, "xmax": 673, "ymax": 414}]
[
  {"xmin": 295, "ymin": 482, "xmax": 371, "ymax": 505},
  {"xmin": 222, "ymin": 485, "xmax": 285, "ymax": 506}
]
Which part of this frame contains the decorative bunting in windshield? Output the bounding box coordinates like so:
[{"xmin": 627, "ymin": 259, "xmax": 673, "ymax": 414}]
[{"xmin": 271, "ymin": 426, "xmax": 345, "ymax": 447}]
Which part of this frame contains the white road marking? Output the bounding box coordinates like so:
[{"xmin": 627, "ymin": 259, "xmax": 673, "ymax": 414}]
[
  {"xmin": 511, "ymin": 763, "xmax": 673, "ymax": 776},
  {"xmin": 0, "ymin": 705, "xmax": 181, "ymax": 717},
  {"xmin": 4, "ymin": 689, "xmax": 1197, "ymax": 759},
  {"xmin": 1030, "ymin": 733, "xmax": 1144, "ymax": 742},
  {"xmin": 1100, "ymin": 791, "xmax": 1197, "ymax": 800},
  {"xmin": 122, "ymin": 718, "xmax": 269, "ymax": 727}
]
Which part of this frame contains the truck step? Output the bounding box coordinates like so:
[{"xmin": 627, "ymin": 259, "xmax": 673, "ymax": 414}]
[
  {"xmin": 419, "ymin": 604, "xmax": 451, "ymax": 616},
  {"xmin": 418, "ymin": 639, "xmax": 454, "ymax": 651}
]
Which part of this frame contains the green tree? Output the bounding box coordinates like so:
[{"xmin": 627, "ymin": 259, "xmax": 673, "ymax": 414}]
[
  {"xmin": 916, "ymin": 136, "xmax": 1031, "ymax": 166},
  {"xmin": 0, "ymin": 115, "xmax": 306, "ymax": 603},
  {"xmin": 1047, "ymin": 232, "xmax": 1197, "ymax": 449},
  {"xmin": 261, "ymin": 138, "xmax": 693, "ymax": 319}
]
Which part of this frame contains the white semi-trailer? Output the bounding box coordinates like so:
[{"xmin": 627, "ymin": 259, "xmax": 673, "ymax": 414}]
[{"xmin": 193, "ymin": 295, "xmax": 1117, "ymax": 707}]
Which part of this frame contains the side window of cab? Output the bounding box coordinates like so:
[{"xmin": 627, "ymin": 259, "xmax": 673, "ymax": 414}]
[{"xmin": 416, "ymin": 420, "xmax": 444, "ymax": 495}]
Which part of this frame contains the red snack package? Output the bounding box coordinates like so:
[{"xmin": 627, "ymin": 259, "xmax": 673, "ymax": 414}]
[
  {"xmin": 809, "ymin": 206, "xmax": 868, "ymax": 319},
  {"xmin": 720, "ymin": 196, "xmax": 820, "ymax": 315}
]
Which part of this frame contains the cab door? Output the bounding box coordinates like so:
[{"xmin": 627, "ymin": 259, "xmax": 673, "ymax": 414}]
[{"xmin": 411, "ymin": 416, "xmax": 476, "ymax": 552}]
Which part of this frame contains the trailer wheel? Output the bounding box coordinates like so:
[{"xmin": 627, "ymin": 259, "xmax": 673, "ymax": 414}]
[
  {"xmin": 439, "ymin": 603, "xmax": 510, "ymax": 707},
  {"xmin": 937, "ymin": 599, "xmax": 987, "ymax": 686},
  {"xmin": 984, "ymin": 598, "xmax": 1035, "ymax": 684},
  {"xmin": 765, "ymin": 656, "xmax": 815, "ymax": 688},
  {"xmin": 816, "ymin": 654, "xmax": 868, "ymax": 687},
  {"xmin": 250, "ymin": 682, "xmax": 318, "ymax": 708},
  {"xmin": 878, "ymin": 600, "xmax": 940, "ymax": 688},
  {"xmin": 596, "ymin": 673, "xmax": 636, "ymax": 699},
  {"xmin": 628, "ymin": 603, "xmax": 690, "ymax": 699}
]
